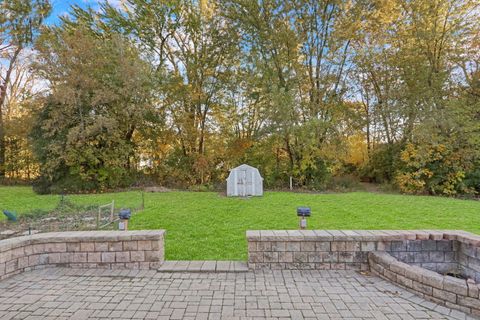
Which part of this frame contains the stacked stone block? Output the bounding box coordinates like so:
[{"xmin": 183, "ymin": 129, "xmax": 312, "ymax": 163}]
[
  {"xmin": 370, "ymin": 251, "xmax": 480, "ymax": 317},
  {"xmin": 247, "ymin": 229, "xmax": 480, "ymax": 317},
  {"xmin": 247, "ymin": 230, "xmax": 480, "ymax": 275},
  {"xmin": 0, "ymin": 230, "xmax": 165, "ymax": 280},
  {"xmin": 458, "ymin": 241, "xmax": 480, "ymax": 283},
  {"xmin": 247, "ymin": 230, "xmax": 430, "ymax": 270},
  {"xmin": 247, "ymin": 230, "xmax": 373, "ymax": 270},
  {"xmin": 385, "ymin": 239, "xmax": 458, "ymax": 274}
]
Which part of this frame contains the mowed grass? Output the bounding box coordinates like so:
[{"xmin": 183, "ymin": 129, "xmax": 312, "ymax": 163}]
[{"xmin": 1, "ymin": 186, "xmax": 479, "ymax": 260}]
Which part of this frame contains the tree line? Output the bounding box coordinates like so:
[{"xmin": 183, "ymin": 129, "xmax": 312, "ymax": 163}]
[{"xmin": 1, "ymin": 0, "xmax": 479, "ymax": 195}]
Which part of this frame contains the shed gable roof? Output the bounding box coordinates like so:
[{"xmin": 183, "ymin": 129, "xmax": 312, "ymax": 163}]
[{"xmin": 230, "ymin": 164, "xmax": 256, "ymax": 171}]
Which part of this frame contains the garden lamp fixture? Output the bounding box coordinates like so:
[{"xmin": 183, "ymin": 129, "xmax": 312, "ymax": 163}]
[
  {"xmin": 297, "ymin": 207, "xmax": 311, "ymax": 230},
  {"xmin": 118, "ymin": 209, "xmax": 131, "ymax": 231}
]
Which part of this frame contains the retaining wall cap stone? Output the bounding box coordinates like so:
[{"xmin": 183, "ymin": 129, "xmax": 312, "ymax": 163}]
[
  {"xmin": 286, "ymin": 230, "xmax": 304, "ymax": 241},
  {"xmin": 313, "ymin": 230, "xmax": 334, "ymax": 241},
  {"xmin": 0, "ymin": 230, "xmax": 165, "ymax": 252},
  {"xmin": 299, "ymin": 230, "xmax": 319, "ymax": 241},
  {"xmin": 245, "ymin": 230, "xmax": 477, "ymax": 243},
  {"xmin": 352, "ymin": 230, "xmax": 377, "ymax": 241},
  {"xmin": 246, "ymin": 230, "xmax": 261, "ymax": 240}
]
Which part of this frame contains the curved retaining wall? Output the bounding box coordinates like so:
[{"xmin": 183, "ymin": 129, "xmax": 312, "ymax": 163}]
[
  {"xmin": 0, "ymin": 230, "xmax": 165, "ymax": 280},
  {"xmin": 369, "ymin": 251, "xmax": 480, "ymax": 316},
  {"xmin": 247, "ymin": 229, "xmax": 480, "ymax": 317}
]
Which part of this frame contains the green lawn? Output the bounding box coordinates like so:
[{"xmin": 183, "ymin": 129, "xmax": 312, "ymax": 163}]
[{"xmin": 1, "ymin": 186, "xmax": 479, "ymax": 260}]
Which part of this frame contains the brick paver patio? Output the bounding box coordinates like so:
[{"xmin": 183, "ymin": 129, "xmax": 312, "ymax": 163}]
[{"xmin": 0, "ymin": 268, "xmax": 476, "ymax": 320}]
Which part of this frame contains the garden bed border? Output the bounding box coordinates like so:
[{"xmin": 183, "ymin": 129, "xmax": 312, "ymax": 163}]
[
  {"xmin": 369, "ymin": 251, "xmax": 480, "ymax": 316},
  {"xmin": 246, "ymin": 229, "xmax": 480, "ymax": 316},
  {"xmin": 0, "ymin": 230, "xmax": 165, "ymax": 280}
]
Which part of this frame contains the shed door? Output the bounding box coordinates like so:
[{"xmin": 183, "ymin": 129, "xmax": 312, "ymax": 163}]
[
  {"xmin": 237, "ymin": 169, "xmax": 247, "ymax": 196},
  {"xmin": 236, "ymin": 168, "xmax": 254, "ymax": 196},
  {"xmin": 245, "ymin": 169, "xmax": 254, "ymax": 195}
]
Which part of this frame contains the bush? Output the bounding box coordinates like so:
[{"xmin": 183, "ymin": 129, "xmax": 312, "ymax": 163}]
[
  {"xmin": 463, "ymin": 167, "xmax": 480, "ymax": 194},
  {"xmin": 361, "ymin": 143, "xmax": 404, "ymax": 183},
  {"xmin": 396, "ymin": 143, "xmax": 474, "ymax": 196}
]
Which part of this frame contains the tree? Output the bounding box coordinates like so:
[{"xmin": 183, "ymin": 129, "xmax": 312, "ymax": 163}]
[
  {"xmin": 100, "ymin": 0, "xmax": 241, "ymax": 185},
  {"xmin": 15, "ymin": 0, "xmax": 480, "ymax": 194},
  {"xmin": 0, "ymin": 0, "xmax": 50, "ymax": 178},
  {"xmin": 32, "ymin": 25, "xmax": 154, "ymax": 193},
  {"xmin": 351, "ymin": 0, "xmax": 480, "ymax": 188},
  {"xmin": 224, "ymin": 0, "xmax": 354, "ymax": 188},
  {"xmin": 2, "ymin": 52, "xmax": 42, "ymax": 179}
]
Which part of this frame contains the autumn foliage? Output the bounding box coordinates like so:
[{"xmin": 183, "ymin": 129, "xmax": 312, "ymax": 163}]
[{"xmin": 0, "ymin": 0, "xmax": 479, "ymax": 195}]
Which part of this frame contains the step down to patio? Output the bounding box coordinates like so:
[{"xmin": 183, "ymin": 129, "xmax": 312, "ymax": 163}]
[{"xmin": 158, "ymin": 261, "xmax": 249, "ymax": 273}]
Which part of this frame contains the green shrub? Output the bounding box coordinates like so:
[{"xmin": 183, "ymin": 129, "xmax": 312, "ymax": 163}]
[
  {"xmin": 361, "ymin": 143, "xmax": 404, "ymax": 183},
  {"xmin": 396, "ymin": 143, "xmax": 475, "ymax": 196}
]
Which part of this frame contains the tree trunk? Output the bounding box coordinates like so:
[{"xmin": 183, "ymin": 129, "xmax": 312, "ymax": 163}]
[
  {"xmin": 0, "ymin": 100, "xmax": 4, "ymax": 178},
  {"xmin": 0, "ymin": 46, "xmax": 22, "ymax": 178}
]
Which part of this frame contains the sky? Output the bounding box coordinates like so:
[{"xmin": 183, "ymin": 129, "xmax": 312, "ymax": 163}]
[
  {"xmin": 45, "ymin": 0, "xmax": 120, "ymax": 25},
  {"xmin": 46, "ymin": 0, "xmax": 91, "ymax": 25}
]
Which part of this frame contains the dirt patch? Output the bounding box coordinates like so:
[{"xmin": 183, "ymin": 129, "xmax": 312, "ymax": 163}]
[{"xmin": 144, "ymin": 186, "xmax": 170, "ymax": 193}]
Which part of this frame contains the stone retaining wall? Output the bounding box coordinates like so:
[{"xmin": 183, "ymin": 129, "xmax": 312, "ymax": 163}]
[
  {"xmin": 248, "ymin": 230, "xmax": 454, "ymax": 270},
  {"xmin": 387, "ymin": 239, "xmax": 457, "ymax": 274},
  {"xmin": 369, "ymin": 251, "xmax": 480, "ymax": 317},
  {"xmin": 459, "ymin": 241, "xmax": 480, "ymax": 283},
  {"xmin": 246, "ymin": 230, "xmax": 480, "ymax": 274},
  {"xmin": 247, "ymin": 230, "xmax": 480, "ymax": 316},
  {"xmin": 247, "ymin": 230, "xmax": 374, "ymax": 270},
  {"xmin": 0, "ymin": 230, "xmax": 165, "ymax": 280}
]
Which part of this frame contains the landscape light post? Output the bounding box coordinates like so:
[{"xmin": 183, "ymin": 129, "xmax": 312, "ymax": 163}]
[
  {"xmin": 118, "ymin": 209, "xmax": 131, "ymax": 231},
  {"xmin": 297, "ymin": 207, "xmax": 311, "ymax": 230}
]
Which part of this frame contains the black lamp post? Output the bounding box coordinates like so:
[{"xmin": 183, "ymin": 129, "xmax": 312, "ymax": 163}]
[
  {"xmin": 297, "ymin": 207, "xmax": 311, "ymax": 230},
  {"xmin": 119, "ymin": 209, "xmax": 131, "ymax": 231}
]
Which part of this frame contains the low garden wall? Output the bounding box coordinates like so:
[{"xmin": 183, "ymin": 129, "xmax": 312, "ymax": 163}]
[
  {"xmin": 246, "ymin": 230, "xmax": 479, "ymax": 272},
  {"xmin": 247, "ymin": 229, "xmax": 480, "ymax": 316},
  {"xmin": 247, "ymin": 230, "xmax": 454, "ymax": 270},
  {"xmin": 369, "ymin": 251, "xmax": 480, "ymax": 316},
  {"xmin": 0, "ymin": 230, "xmax": 165, "ymax": 280},
  {"xmin": 247, "ymin": 230, "xmax": 374, "ymax": 270}
]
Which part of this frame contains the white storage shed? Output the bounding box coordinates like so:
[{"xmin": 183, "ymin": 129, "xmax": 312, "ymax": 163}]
[{"xmin": 226, "ymin": 164, "xmax": 263, "ymax": 197}]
